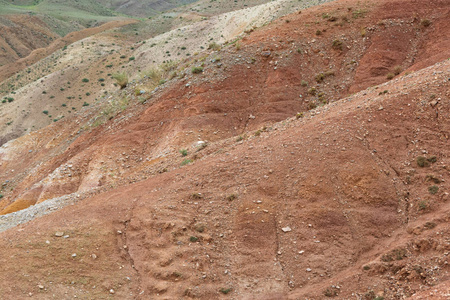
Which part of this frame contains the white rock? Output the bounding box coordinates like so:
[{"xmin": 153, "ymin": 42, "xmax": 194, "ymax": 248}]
[{"xmin": 281, "ymin": 226, "xmax": 292, "ymax": 232}]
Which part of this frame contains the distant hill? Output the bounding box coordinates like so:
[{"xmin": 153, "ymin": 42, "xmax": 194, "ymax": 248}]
[{"xmin": 1, "ymin": 0, "xmax": 199, "ymax": 18}]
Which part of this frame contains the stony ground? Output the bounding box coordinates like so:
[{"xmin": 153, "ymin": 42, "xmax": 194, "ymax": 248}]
[{"xmin": 0, "ymin": 0, "xmax": 449, "ymax": 298}]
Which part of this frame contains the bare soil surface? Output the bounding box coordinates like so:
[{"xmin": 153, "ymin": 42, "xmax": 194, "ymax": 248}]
[{"xmin": 0, "ymin": 0, "xmax": 449, "ymax": 299}]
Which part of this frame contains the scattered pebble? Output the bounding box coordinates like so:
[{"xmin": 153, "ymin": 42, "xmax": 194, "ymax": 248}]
[{"xmin": 281, "ymin": 226, "xmax": 292, "ymax": 232}]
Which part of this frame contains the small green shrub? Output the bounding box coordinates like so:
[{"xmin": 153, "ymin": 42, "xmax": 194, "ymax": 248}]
[
  {"xmin": 417, "ymin": 156, "xmax": 436, "ymax": 167},
  {"xmin": 129, "ymin": 56, "xmax": 135, "ymax": 61},
  {"xmin": 112, "ymin": 73, "xmax": 128, "ymax": 89},
  {"xmin": 425, "ymin": 175, "xmax": 441, "ymax": 184},
  {"xmin": 428, "ymin": 185, "xmax": 439, "ymax": 195},
  {"xmin": 332, "ymin": 39, "xmax": 343, "ymax": 50},
  {"xmin": 418, "ymin": 201, "xmax": 428, "ymax": 211},
  {"xmin": 316, "ymin": 73, "xmax": 325, "ymax": 82},
  {"xmin": 308, "ymin": 87, "xmax": 317, "ymax": 95},
  {"xmin": 189, "ymin": 236, "xmax": 199, "ymax": 242},
  {"xmin": 308, "ymin": 102, "xmax": 317, "ymax": 110},
  {"xmin": 191, "ymin": 67, "xmax": 203, "ymax": 74},
  {"xmin": 208, "ymin": 42, "xmax": 221, "ymax": 51},
  {"xmin": 428, "ymin": 156, "xmax": 437, "ymax": 163},
  {"xmin": 180, "ymin": 149, "xmax": 188, "ymax": 157},
  {"xmin": 82, "ymin": 78, "xmax": 89, "ymax": 83},
  {"xmin": 82, "ymin": 102, "xmax": 89, "ymax": 107},
  {"xmin": 181, "ymin": 159, "xmax": 192, "ymax": 166},
  {"xmin": 220, "ymin": 288, "xmax": 232, "ymax": 294},
  {"xmin": 43, "ymin": 110, "xmax": 49, "ymax": 115}
]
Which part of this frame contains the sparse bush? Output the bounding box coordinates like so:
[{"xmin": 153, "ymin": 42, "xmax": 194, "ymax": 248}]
[
  {"xmin": 226, "ymin": 194, "xmax": 237, "ymax": 201},
  {"xmin": 393, "ymin": 65, "xmax": 402, "ymax": 75},
  {"xmin": 428, "ymin": 185, "xmax": 439, "ymax": 195},
  {"xmin": 324, "ymin": 286, "xmax": 338, "ymax": 297},
  {"xmin": 296, "ymin": 112, "xmax": 304, "ymax": 119},
  {"xmin": 308, "ymin": 101, "xmax": 317, "ymax": 110},
  {"xmin": 428, "ymin": 156, "xmax": 437, "ymax": 163},
  {"xmin": 418, "ymin": 201, "xmax": 428, "ymax": 211},
  {"xmin": 386, "ymin": 73, "xmax": 395, "ymax": 80},
  {"xmin": 301, "ymin": 80, "xmax": 308, "ymax": 87},
  {"xmin": 220, "ymin": 288, "xmax": 232, "ymax": 294},
  {"xmin": 82, "ymin": 102, "xmax": 89, "ymax": 107},
  {"xmin": 194, "ymin": 223, "xmax": 206, "ymax": 232},
  {"xmin": 180, "ymin": 149, "xmax": 188, "ymax": 157},
  {"xmin": 316, "ymin": 30, "xmax": 322, "ymax": 36},
  {"xmin": 82, "ymin": 78, "xmax": 89, "ymax": 83},
  {"xmin": 328, "ymin": 16, "xmax": 337, "ymax": 22},
  {"xmin": 181, "ymin": 159, "xmax": 192, "ymax": 166},
  {"xmin": 308, "ymin": 87, "xmax": 317, "ymax": 95},
  {"xmin": 352, "ymin": 9, "xmax": 367, "ymax": 19},
  {"xmin": 316, "ymin": 73, "xmax": 325, "ymax": 82},
  {"xmin": 208, "ymin": 42, "xmax": 221, "ymax": 51},
  {"xmin": 381, "ymin": 248, "xmax": 406, "ymax": 262},
  {"xmin": 189, "ymin": 236, "xmax": 198, "ymax": 242},
  {"xmin": 112, "ymin": 72, "xmax": 128, "ymax": 89},
  {"xmin": 191, "ymin": 67, "xmax": 203, "ymax": 74},
  {"xmin": 129, "ymin": 56, "xmax": 135, "ymax": 61},
  {"xmin": 417, "ymin": 156, "xmax": 437, "ymax": 167},
  {"xmin": 7, "ymin": 97, "xmax": 14, "ymax": 102},
  {"xmin": 421, "ymin": 19, "xmax": 431, "ymax": 27},
  {"xmin": 360, "ymin": 27, "xmax": 367, "ymax": 37},
  {"xmin": 191, "ymin": 193, "xmax": 202, "ymax": 199},
  {"xmin": 425, "ymin": 175, "xmax": 441, "ymax": 184},
  {"xmin": 332, "ymin": 39, "xmax": 343, "ymax": 50}
]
